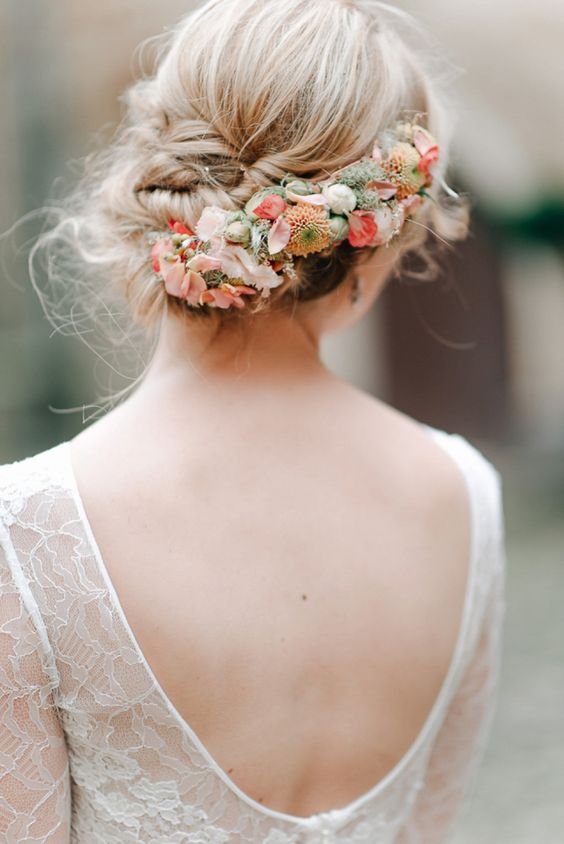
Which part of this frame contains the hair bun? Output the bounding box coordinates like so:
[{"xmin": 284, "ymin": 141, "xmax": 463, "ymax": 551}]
[{"xmin": 30, "ymin": 0, "xmax": 469, "ymax": 334}]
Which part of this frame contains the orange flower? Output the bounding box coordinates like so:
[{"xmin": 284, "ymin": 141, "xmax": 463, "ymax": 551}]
[
  {"xmin": 284, "ymin": 203, "xmax": 332, "ymax": 257},
  {"xmin": 382, "ymin": 142, "xmax": 426, "ymax": 200}
]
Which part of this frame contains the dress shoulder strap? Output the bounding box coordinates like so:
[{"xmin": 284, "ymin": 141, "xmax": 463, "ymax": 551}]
[
  {"xmin": 420, "ymin": 424, "xmax": 506, "ymax": 651},
  {"xmin": 0, "ymin": 442, "xmax": 71, "ymax": 528},
  {"xmin": 421, "ymin": 424, "xmax": 504, "ymax": 554},
  {"xmin": 0, "ymin": 442, "xmax": 72, "ymax": 692}
]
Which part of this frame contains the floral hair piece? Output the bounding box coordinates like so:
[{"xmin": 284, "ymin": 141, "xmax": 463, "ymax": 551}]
[{"xmin": 148, "ymin": 120, "xmax": 442, "ymax": 310}]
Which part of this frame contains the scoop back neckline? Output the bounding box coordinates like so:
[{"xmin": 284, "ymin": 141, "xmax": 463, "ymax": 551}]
[{"xmin": 48, "ymin": 424, "xmax": 478, "ymax": 828}]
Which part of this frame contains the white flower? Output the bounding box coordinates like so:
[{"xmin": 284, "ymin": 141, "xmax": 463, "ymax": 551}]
[
  {"xmin": 224, "ymin": 220, "xmax": 252, "ymax": 244},
  {"xmin": 196, "ymin": 207, "xmax": 229, "ymax": 242},
  {"xmin": 210, "ymin": 243, "xmax": 283, "ymax": 292},
  {"xmin": 372, "ymin": 205, "xmax": 398, "ymax": 246},
  {"xmin": 322, "ymin": 183, "xmax": 357, "ymax": 215}
]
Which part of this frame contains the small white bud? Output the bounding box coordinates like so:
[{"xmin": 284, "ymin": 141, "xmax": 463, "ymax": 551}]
[{"xmin": 322, "ymin": 184, "xmax": 357, "ymax": 215}]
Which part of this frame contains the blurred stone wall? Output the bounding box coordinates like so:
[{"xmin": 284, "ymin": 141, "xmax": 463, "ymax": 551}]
[
  {"xmin": 393, "ymin": 0, "xmax": 564, "ymax": 449},
  {"xmin": 0, "ymin": 0, "xmax": 196, "ymax": 459}
]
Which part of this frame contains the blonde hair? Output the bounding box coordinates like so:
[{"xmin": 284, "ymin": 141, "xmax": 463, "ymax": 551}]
[{"xmin": 28, "ymin": 0, "xmax": 468, "ymax": 367}]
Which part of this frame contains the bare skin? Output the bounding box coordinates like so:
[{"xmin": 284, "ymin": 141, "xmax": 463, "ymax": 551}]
[{"xmin": 69, "ymin": 248, "xmax": 471, "ymax": 818}]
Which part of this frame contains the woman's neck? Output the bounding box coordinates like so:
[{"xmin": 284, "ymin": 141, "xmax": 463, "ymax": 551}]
[{"xmin": 134, "ymin": 308, "xmax": 338, "ymax": 403}]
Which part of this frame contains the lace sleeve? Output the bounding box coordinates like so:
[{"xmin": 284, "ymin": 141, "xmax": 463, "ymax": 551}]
[
  {"xmin": 0, "ymin": 524, "xmax": 71, "ymax": 843},
  {"xmin": 397, "ymin": 465, "xmax": 507, "ymax": 844}
]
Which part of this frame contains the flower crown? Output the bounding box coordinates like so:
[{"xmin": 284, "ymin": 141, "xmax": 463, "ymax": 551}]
[{"xmin": 149, "ymin": 120, "xmax": 440, "ymax": 310}]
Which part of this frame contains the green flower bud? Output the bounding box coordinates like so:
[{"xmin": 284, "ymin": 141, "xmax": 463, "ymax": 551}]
[
  {"xmin": 226, "ymin": 210, "xmax": 247, "ymax": 225},
  {"xmin": 225, "ymin": 221, "xmax": 252, "ymax": 245},
  {"xmin": 329, "ymin": 215, "xmax": 350, "ymax": 243},
  {"xmin": 285, "ymin": 179, "xmax": 315, "ymax": 197}
]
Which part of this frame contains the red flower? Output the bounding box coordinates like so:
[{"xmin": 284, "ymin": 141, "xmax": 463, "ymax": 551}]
[
  {"xmin": 253, "ymin": 194, "xmax": 287, "ymax": 220},
  {"xmin": 413, "ymin": 128, "xmax": 440, "ymax": 176},
  {"xmin": 418, "ymin": 147, "xmax": 439, "ymax": 175},
  {"xmin": 347, "ymin": 211, "xmax": 378, "ymax": 248},
  {"xmin": 151, "ymin": 237, "xmax": 174, "ymax": 273},
  {"xmin": 167, "ymin": 219, "xmax": 194, "ymax": 236}
]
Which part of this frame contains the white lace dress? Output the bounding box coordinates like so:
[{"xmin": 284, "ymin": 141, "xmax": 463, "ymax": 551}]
[{"xmin": 0, "ymin": 424, "xmax": 506, "ymax": 843}]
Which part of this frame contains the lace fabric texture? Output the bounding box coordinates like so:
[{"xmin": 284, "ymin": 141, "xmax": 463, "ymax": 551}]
[{"xmin": 0, "ymin": 426, "xmax": 506, "ymax": 843}]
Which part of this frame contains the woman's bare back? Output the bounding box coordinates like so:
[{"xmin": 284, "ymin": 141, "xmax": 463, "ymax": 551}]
[{"xmin": 69, "ymin": 380, "xmax": 471, "ymax": 818}]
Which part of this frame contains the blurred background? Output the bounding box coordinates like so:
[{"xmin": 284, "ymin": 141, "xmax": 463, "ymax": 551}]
[{"xmin": 1, "ymin": 1, "xmax": 562, "ymax": 840}]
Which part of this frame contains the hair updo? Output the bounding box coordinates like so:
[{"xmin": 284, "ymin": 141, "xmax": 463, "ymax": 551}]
[{"xmin": 31, "ymin": 0, "xmax": 469, "ymax": 338}]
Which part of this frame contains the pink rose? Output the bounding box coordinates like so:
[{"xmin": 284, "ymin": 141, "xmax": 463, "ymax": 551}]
[
  {"xmin": 400, "ymin": 194, "xmax": 424, "ymax": 217},
  {"xmin": 167, "ymin": 219, "xmax": 193, "ymax": 236},
  {"xmin": 209, "ymin": 243, "xmax": 282, "ymax": 293},
  {"xmin": 267, "ymin": 216, "xmax": 291, "ymax": 255},
  {"xmin": 413, "ymin": 128, "xmax": 440, "ymax": 175},
  {"xmin": 418, "ymin": 148, "xmax": 439, "ymax": 175},
  {"xmin": 347, "ymin": 211, "xmax": 379, "ymax": 248},
  {"xmin": 253, "ymin": 194, "xmax": 287, "ymax": 220},
  {"xmin": 162, "ymin": 263, "xmax": 207, "ymax": 305},
  {"xmin": 371, "ymin": 206, "xmax": 397, "ymax": 246},
  {"xmin": 187, "ymin": 254, "xmax": 223, "ymax": 273},
  {"xmin": 285, "ymin": 191, "xmax": 328, "ymax": 208},
  {"xmin": 371, "ymin": 143, "xmax": 383, "ymax": 166},
  {"xmin": 151, "ymin": 238, "xmax": 174, "ymax": 273},
  {"xmin": 367, "ymin": 180, "xmax": 398, "ymax": 200},
  {"xmin": 196, "ymin": 207, "xmax": 230, "ymax": 242},
  {"xmin": 200, "ymin": 284, "xmax": 256, "ymax": 310}
]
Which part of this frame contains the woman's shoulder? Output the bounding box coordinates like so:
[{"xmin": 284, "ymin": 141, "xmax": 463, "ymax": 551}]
[
  {"xmin": 344, "ymin": 392, "xmax": 505, "ymax": 573},
  {"xmin": 417, "ymin": 421, "xmax": 505, "ymax": 599},
  {"xmin": 419, "ymin": 422, "xmax": 504, "ymax": 537},
  {"xmin": 420, "ymin": 422, "xmax": 502, "ymax": 495},
  {"xmin": 414, "ymin": 419, "xmax": 504, "ymax": 548},
  {"xmin": 345, "ymin": 386, "xmax": 502, "ymax": 507}
]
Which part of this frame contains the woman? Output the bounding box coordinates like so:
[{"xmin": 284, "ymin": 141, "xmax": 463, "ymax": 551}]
[{"xmin": 0, "ymin": 0, "xmax": 506, "ymax": 841}]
